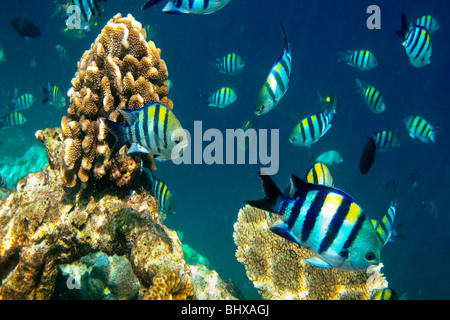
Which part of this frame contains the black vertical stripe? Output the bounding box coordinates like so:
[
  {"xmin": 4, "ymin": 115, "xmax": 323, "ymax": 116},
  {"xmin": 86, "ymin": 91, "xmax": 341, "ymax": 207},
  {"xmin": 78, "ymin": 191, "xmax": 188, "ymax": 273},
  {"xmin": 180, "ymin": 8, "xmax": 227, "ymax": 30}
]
[
  {"xmin": 203, "ymin": 0, "xmax": 210, "ymax": 9},
  {"xmin": 307, "ymin": 116, "xmax": 316, "ymax": 142},
  {"xmin": 163, "ymin": 107, "xmax": 169, "ymax": 148},
  {"xmin": 318, "ymin": 197, "xmax": 351, "ymax": 253},
  {"xmin": 153, "ymin": 103, "xmax": 161, "ymax": 151},
  {"xmin": 341, "ymin": 213, "xmax": 366, "ymax": 256},
  {"xmin": 264, "ymin": 82, "xmax": 276, "ymax": 103},
  {"xmin": 189, "ymin": 0, "xmax": 195, "ymax": 10},
  {"xmin": 287, "ymin": 198, "xmax": 302, "ymax": 230},
  {"xmin": 176, "ymin": 0, "xmax": 183, "ymax": 8},
  {"xmin": 301, "ymin": 191, "xmax": 327, "ymax": 243}
]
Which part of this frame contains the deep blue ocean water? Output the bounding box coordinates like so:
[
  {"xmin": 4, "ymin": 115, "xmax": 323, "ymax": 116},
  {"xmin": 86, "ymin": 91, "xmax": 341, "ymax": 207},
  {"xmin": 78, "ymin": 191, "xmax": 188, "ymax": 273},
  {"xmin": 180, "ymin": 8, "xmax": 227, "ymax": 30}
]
[{"xmin": 0, "ymin": 0, "xmax": 449, "ymax": 300}]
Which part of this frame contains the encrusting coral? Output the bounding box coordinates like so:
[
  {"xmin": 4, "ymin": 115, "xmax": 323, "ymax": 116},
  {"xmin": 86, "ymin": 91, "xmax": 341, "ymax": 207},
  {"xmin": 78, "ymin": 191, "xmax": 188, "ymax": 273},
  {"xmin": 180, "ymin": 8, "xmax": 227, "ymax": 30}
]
[
  {"xmin": 59, "ymin": 13, "xmax": 171, "ymax": 190},
  {"xmin": 233, "ymin": 205, "xmax": 388, "ymax": 300}
]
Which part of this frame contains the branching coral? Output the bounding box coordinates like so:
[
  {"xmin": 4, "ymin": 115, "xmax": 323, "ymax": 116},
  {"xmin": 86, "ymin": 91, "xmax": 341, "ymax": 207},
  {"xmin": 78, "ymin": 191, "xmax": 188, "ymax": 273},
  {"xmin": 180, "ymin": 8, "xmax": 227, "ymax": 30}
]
[
  {"xmin": 60, "ymin": 13, "xmax": 171, "ymax": 189},
  {"xmin": 233, "ymin": 205, "xmax": 388, "ymax": 300}
]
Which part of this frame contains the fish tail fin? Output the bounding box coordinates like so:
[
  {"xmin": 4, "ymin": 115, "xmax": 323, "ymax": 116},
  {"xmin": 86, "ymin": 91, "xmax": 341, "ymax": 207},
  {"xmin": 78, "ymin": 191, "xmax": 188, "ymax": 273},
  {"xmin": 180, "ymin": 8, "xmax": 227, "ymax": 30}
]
[
  {"xmin": 337, "ymin": 50, "xmax": 350, "ymax": 63},
  {"xmin": 99, "ymin": 117, "xmax": 128, "ymax": 159},
  {"xmin": 280, "ymin": 23, "xmax": 290, "ymax": 53},
  {"xmin": 40, "ymin": 84, "xmax": 49, "ymax": 104},
  {"xmin": 246, "ymin": 172, "xmax": 285, "ymax": 215},
  {"xmin": 200, "ymin": 92, "xmax": 212, "ymax": 106},
  {"xmin": 396, "ymin": 12, "xmax": 409, "ymax": 38}
]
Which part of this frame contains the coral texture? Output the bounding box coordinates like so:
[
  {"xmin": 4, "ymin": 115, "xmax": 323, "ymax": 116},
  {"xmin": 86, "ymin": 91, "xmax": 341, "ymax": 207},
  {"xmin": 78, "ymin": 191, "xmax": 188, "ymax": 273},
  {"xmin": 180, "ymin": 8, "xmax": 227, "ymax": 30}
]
[
  {"xmin": 61, "ymin": 13, "xmax": 170, "ymax": 189},
  {"xmin": 233, "ymin": 205, "xmax": 388, "ymax": 300}
]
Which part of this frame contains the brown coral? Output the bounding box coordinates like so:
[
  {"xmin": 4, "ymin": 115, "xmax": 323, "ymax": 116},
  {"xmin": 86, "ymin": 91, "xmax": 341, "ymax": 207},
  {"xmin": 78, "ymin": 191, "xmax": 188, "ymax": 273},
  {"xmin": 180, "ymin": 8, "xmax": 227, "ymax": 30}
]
[
  {"xmin": 233, "ymin": 205, "xmax": 389, "ymax": 300},
  {"xmin": 60, "ymin": 13, "xmax": 172, "ymax": 190}
]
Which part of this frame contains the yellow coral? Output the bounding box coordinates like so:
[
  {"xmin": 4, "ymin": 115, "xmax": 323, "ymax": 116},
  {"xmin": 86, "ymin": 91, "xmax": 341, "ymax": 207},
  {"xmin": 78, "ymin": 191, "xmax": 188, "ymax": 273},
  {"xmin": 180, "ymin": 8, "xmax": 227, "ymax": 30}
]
[
  {"xmin": 233, "ymin": 205, "xmax": 389, "ymax": 300},
  {"xmin": 58, "ymin": 13, "xmax": 172, "ymax": 189}
]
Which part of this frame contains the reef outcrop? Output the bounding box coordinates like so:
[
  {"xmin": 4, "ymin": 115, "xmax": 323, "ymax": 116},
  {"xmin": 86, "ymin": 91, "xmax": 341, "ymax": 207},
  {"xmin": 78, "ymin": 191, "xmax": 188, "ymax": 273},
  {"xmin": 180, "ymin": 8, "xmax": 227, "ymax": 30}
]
[
  {"xmin": 60, "ymin": 13, "xmax": 171, "ymax": 190},
  {"xmin": 233, "ymin": 205, "xmax": 388, "ymax": 300}
]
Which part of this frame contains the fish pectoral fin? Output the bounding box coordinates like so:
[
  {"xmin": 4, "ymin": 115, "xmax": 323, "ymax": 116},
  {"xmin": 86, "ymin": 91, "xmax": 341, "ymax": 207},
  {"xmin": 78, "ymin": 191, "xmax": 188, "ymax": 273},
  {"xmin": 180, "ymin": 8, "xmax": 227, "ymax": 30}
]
[
  {"xmin": 127, "ymin": 143, "xmax": 149, "ymax": 154},
  {"xmin": 305, "ymin": 256, "xmax": 333, "ymax": 268},
  {"xmin": 269, "ymin": 220, "xmax": 299, "ymax": 244}
]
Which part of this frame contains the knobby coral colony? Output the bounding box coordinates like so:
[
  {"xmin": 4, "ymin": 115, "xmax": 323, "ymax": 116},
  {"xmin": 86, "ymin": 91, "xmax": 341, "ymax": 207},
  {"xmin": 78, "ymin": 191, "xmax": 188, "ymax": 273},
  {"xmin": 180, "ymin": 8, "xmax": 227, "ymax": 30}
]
[
  {"xmin": 59, "ymin": 12, "xmax": 173, "ymax": 190},
  {"xmin": 233, "ymin": 205, "xmax": 389, "ymax": 300},
  {"xmin": 0, "ymin": 13, "xmax": 238, "ymax": 300}
]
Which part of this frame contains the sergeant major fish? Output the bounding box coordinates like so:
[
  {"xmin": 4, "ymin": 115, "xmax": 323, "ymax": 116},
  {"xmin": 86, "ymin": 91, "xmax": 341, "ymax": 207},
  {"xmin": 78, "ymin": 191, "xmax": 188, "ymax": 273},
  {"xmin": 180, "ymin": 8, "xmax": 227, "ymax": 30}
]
[
  {"xmin": 64, "ymin": 0, "xmax": 107, "ymax": 31},
  {"xmin": 11, "ymin": 93, "xmax": 35, "ymax": 112},
  {"xmin": 356, "ymin": 79, "xmax": 385, "ymax": 114},
  {"xmin": 254, "ymin": 23, "xmax": 292, "ymax": 116},
  {"xmin": 0, "ymin": 112, "xmax": 27, "ymax": 130},
  {"xmin": 416, "ymin": 15, "xmax": 439, "ymax": 34},
  {"xmin": 247, "ymin": 172, "xmax": 381, "ymax": 271},
  {"xmin": 142, "ymin": 0, "xmax": 231, "ymax": 15},
  {"xmin": 215, "ymin": 53, "xmax": 245, "ymax": 75},
  {"xmin": 359, "ymin": 130, "xmax": 400, "ymax": 175},
  {"xmin": 142, "ymin": 168, "xmax": 176, "ymax": 215},
  {"xmin": 304, "ymin": 162, "xmax": 334, "ymax": 187},
  {"xmin": 396, "ymin": 12, "xmax": 432, "ymax": 68},
  {"xmin": 41, "ymin": 83, "xmax": 67, "ymax": 112},
  {"xmin": 289, "ymin": 108, "xmax": 337, "ymax": 148},
  {"xmin": 100, "ymin": 102, "xmax": 188, "ymax": 160},
  {"xmin": 404, "ymin": 115, "xmax": 437, "ymax": 143},
  {"xmin": 338, "ymin": 50, "xmax": 377, "ymax": 71},
  {"xmin": 202, "ymin": 87, "xmax": 237, "ymax": 108}
]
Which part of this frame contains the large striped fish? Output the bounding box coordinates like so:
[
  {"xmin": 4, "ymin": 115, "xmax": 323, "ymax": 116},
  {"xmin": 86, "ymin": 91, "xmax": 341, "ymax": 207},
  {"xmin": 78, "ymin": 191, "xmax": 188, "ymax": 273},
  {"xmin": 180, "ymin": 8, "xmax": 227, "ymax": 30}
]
[
  {"xmin": 247, "ymin": 173, "xmax": 381, "ymax": 271},
  {"xmin": 396, "ymin": 12, "xmax": 432, "ymax": 68},
  {"xmin": 254, "ymin": 24, "xmax": 292, "ymax": 116},
  {"xmin": 289, "ymin": 108, "xmax": 336, "ymax": 148},
  {"xmin": 142, "ymin": 0, "xmax": 231, "ymax": 15},
  {"xmin": 100, "ymin": 102, "xmax": 188, "ymax": 161},
  {"xmin": 66, "ymin": 0, "xmax": 107, "ymax": 31}
]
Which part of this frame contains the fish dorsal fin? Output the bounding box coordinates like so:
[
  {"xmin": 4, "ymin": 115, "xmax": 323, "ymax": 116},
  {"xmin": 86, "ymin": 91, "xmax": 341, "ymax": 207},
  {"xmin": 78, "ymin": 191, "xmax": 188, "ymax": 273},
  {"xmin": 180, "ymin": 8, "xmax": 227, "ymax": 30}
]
[{"xmin": 118, "ymin": 108, "xmax": 139, "ymax": 126}]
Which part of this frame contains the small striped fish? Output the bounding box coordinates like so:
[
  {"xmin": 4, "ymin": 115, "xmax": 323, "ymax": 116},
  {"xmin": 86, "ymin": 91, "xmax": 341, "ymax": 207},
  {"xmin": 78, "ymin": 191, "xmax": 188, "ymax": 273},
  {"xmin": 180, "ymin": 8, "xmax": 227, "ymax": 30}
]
[
  {"xmin": 356, "ymin": 79, "xmax": 385, "ymax": 113},
  {"xmin": 396, "ymin": 13, "xmax": 432, "ymax": 68},
  {"xmin": 143, "ymin": 0, "xmax": 231, "ymax": 14},
  {"xmin": 12, "ymin": 93, "xmax": 35, "ymax": 112},
  {"xmin": 100, "ymin": 102, "xmax": 187, "ymax": 160},
  {"xmin": 0, "ymin": 112, "xmax": 27, "ymax": 130},
  {"xmin": 41, "ymin": 83, "xmax": 67, "ymax": 112},
  {"xmin": 202, "ymin": 87, "xmax": 237, "ymax": 108},
  {"xmin": 67, "ymin": 0, "xmax": 106, "ymax": 31},
  {"xmin": 373, "ymin": 130, "xmax": 400, "ymax": 151},
  {"xmin": 404, "ymin": 115, "xmax": 437, "ymax": 143},
  {"xmin": 371, "ymin": 288, "xmax": 398, "ymax": 300},
  {"xmin": 143, "ymin": 168, "xmax": 176, "ymax": 215},
  {"xmin": 416, "ymin": 15, "xmax": 439, "ymax": 34},
  {"xmin": 215, "ymin": 53, "xmax": 245, "ymax": 75},
  {"xmin": 247, "ymin": 173, "xmax": 381, "ymax": 271},
  {"xmin": 254, "ymin": 23, "xmax": 292, "ymax": 116},
  {"xmin": 371, "ymin": 187, "xmax": 397, "ymax": 247},
  {"xmin": 289, "ymin": 108, "xmax": 336, "ymax": 148},
  {"xmin": 338, "ymin": 50, "xmax": 378, "ymax": 71},
  {"xmin": 304, "ymin": 163, "xmax": 334, "ymax": 187},
  {"xmin": 55, "ymin": 44, "xmax": 68, "ymax": 60}
]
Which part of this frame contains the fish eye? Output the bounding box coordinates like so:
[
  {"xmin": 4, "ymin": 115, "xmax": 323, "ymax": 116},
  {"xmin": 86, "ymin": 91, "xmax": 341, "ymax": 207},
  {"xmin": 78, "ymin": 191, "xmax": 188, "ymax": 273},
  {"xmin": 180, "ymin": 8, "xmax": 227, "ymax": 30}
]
[
  {"xmin": 261, "ymin": 105, "xmax": 265, "ymax": 110},
  {"xmin": 365, "ymin": 252, "xmax": 376, "ymax": 261}
]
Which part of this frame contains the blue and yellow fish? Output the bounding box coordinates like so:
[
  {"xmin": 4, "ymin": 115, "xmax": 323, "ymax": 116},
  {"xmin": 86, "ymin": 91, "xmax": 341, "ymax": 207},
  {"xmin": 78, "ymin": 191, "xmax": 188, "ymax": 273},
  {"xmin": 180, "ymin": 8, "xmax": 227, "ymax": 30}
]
[
  {"xmin": 404, "ymin": 115, "xmax": 437, "ymax": 144},
  {"xmin": 100, "ymin": 102, "xmax": 187, "ymax": 161},
  {"xmin": 41, "ymin": 83, "xmax": 67, "ymax": 112},
  {"xmin": 247, "ymin": 173, "xmax": 381, "ymax": 271},
  {"xmin": 289, "ymin": 108, "xmax": 336, "ymax": 148},
  {"xmin": 356, "ymin": 79, "xmax": 385, "ymax": 114},
  {"xmin": 396, "ymin": 13, "xmax": 432, "ymax": 68},
  {"xmin": 64, "ymin": 0, "xmax": 107, "ymax": 31},
  {"xmin": 373, "ymin": 130, "xmax": 400, "ymax": 151},
  {"xmin": 142, "ymin": 0, "xmax": 231, "ymax": 15},
  {"xmin": 416, "ymin": 15, "xmax": 439, "ymax": 34},
  {"xmin": 372, "ymin": 185, "xmax": 398, "ymax": 247},
  {"xmin": 143, "ymin": 168, "xmax": 176, "ymax": 215},
  {"xmin": 215, "ymin": 53, "xmax": 245, "ymax": 75},
  {"xmin": 304, "ymin": 162, "xmax": 334, "ymax": 187},
  {"xmin": 11, "ymin": 93, "xmax": 35, "ymax": 112},
  {"xmin": 254, "ymin": 24, "xmax": 292, "ymax": 116},
  {"xmin": 202, "ymin": 87, "xmax": 237, "ymax": 108},
  {"xmin": 371, "ymin": 288, "xmax": 398, "ymax": 300},
  {"xmin": 0, "ymin": 112, "xmax": 27, "ymax": 130},
  {"xmin": 338, "ymin": 50, "xmax": 378, "ymax": 71}
]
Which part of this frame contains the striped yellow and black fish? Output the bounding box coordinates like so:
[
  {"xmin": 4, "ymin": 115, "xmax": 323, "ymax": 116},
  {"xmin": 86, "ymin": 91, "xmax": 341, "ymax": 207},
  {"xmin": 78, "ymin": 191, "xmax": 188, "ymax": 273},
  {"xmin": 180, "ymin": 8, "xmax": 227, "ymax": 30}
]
[
  {"xmin": 396, "ymin": 13, "xmax": 432, "ymax": 68},
  {"xmin": 100, "ymin": 102, "xmax": 188, "ymax": 160},
  {"xmin": 338, "ymin": 50, "xmax": 378, "ymax": 71},
  {"xmin": 304, "ymin": 162, "xmax": 334, "ymax": 187},
  {"xmin": 247, "ymin": 172, "xmax": 381, "ymax": 271},
  {"xmin": 404, "ymin": 115, "xmax": 437, "ymax": 144},
  {"xmin": 371, "ymin": 288, "xmax": 398, "ymax": 300},
  {"xmin": 202, "ymin": 87, "xmax": 237, "ymax": 108},
  {"xmin": 66, "ymin": 0, "xmax": 107, "ymax": 31},
  {"xmin": 356, "ymin": 79, "xmax": 385, "ymax": 114},
  {"xmin": 372, "ymin": 186, "xmax": 397, "ymax": 247},
  {"xmin": 289, "ymin": 108, "xmax": 336, "ymax": 148},
  {"xmin": 373, "ymin": 130, "xmax": 400, "ymax": 151},
  {"xmin": 143, "ymin": 168, "xmax": 176, "ymax": 215},
  {"xmin": 41, "ymin": 83, "xmax": 67, "ymax": 112},
  {"xmin": 416, "ymin": 15, "xmax": 439, "ymax": 34},
  {"xmin": 0, "ymin": 112, "xmax": 27, "ymax": 130},
  {"xmin": 143, "ymin": 0, "xmax": 231, "ymax": 14},
  {"xmin": 215, "ymin": 53, "xmax": 245, "ymax": 75},
  {"xmin": 12, "ymin": 93, "xmax": 35, "ymax": 112},
  {"xmin": 254, "ymin": 23, "xmax": 291, "ymax": 116}
]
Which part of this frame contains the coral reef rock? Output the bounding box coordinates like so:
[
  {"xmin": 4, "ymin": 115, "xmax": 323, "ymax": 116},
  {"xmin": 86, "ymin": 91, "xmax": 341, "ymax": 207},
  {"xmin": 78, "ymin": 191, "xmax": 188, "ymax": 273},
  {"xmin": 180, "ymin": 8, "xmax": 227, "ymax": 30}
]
[
  {"xmin": 0, "ymin": 164, "xmax": 236, "ymax": 300},
  {"xmin": 60, "ymin": 12, "xmax": 171, "ymax": 190},
  {"xmin": 233, "ymin": 205, "xmax": 389, "ymax": 300}
]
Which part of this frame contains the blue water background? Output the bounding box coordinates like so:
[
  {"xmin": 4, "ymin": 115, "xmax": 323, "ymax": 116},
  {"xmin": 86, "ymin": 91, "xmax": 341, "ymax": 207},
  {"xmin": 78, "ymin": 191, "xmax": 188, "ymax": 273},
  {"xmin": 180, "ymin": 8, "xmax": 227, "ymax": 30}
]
[{"xmin": 0, "ymin": 0, "xmax": 449, "ymax": 299}]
